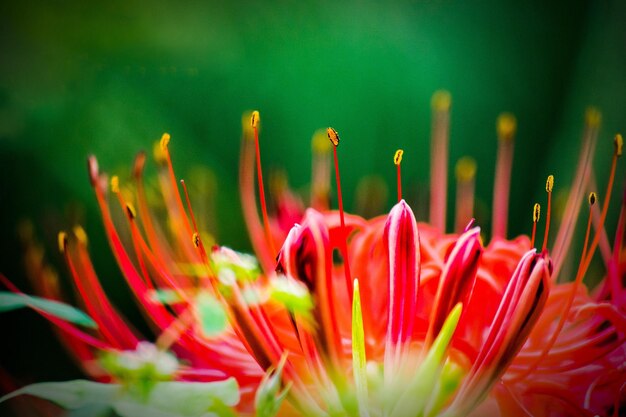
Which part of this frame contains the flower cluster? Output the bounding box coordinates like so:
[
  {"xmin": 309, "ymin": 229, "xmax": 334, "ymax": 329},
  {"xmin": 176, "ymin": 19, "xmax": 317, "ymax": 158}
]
[{"xmin": 1, "ymin": 93, "xmax": 624, "ymax": 417}]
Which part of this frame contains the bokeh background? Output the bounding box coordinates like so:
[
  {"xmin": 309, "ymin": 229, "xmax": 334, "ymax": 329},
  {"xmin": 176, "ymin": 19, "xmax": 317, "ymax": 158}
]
[{"xmin": 1, "ymin": 0, "xmax": 625, "ymax": 398}]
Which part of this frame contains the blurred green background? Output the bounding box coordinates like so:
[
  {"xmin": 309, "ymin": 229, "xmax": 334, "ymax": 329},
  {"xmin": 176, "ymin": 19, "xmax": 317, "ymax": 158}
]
[{"xmin": 0, "ymin": 0, "xmax": 625, "ymax": 392}]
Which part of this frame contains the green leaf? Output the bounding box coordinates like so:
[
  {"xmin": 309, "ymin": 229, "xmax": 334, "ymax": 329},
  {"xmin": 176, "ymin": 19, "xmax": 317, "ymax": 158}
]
[
  {"xmin": 351, "ymin": 279, "xmax": 370, "ymax": 417},
  {"xmin": 66, "ymin": 403, "xmax": 113, "ymax": 417},
  {"xmin": 0, "ymin": 291, "xmax": 98, "ymax": 328},
  {"xmin": 113, "ymin": 379, "xmax": 240, "ymax": 417},
  {"xmin": 0, "ymin": 380, "xmax": 119, "ymax": 409},
  {"xmin": 255, "ymin": 355, "xmax": 290, "ymax": 417},
  {"xmin": 391, "ymin": 303, "xmax": 463, "ymax": 417},
  {"xmin": 195, "ymin": 292, "xmax": 228, "ymax": 337},
  {"xmin": 113, "ymin": 400, "xmax": 185, "ymax": 417},
  {"xmin": 1, "ymin": 379, "xmax": 239, "ymax": 417},
  {"xmin": 424, "ymin": 360, "xmax": 465, "ymax": 417}
]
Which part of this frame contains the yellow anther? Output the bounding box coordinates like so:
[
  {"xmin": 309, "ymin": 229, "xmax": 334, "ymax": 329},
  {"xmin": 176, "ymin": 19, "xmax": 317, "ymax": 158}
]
[
  {"xmin": 111, "ymin": 176, "xmax": 120, "ymax": 193},
  {"xmin": 614, "ymin": 133, "xmax": 623, "ymax": 157},
  {"xmin": 73, "ymin": 226, "xmax": 88, "ymax": 246},
  {"xmin": 327, "ymin": 127, "xmax": 340, "ymax": 146},
  {"xmin": 497, "ymin": 112, "xmax": 517, "ymax": 141},
  {"xmin": 57, "ymin": 231, "xmax": 67, "ymax": 253},
  {"xmin": 241, "ymin": 111, "xmax": 255, "ymax": 138},
  {"xmin": 394, "ymin": 149, "xmax": 404, "ymax": 166},
  {"xmin": 251, "ymin": 110, "xmax": 260, "ymax": 129},
  {"xmin": 533, "ymin": 203, "xmax": 541, "ymax": 223},
  {"xmin": 160, "ymin": 133, "xmax": 171, "ymax": 151},
  {"xmin": 192, "ymin": 232, "xmax": 200, "ymax": 248},
  {"xmin": 312, "ymin": 129, "xmax": 332, "ymax": 154},
  {"xmin": 126, "ymin": 203, "xmax": 137, "ymax": 219},
  {"xmin": 546, "ymin": 175, "xmax": 554, "ymax": 193},
  {"xmin": 455, "ymin": 156, "xmax": 477, "ymax": 182},
  {"xmin": 431, "ymin": 90, "xmax": 452, "ymax": 112},
  {"xmin": 585, "ymin": 107, "xmax": 602, "ymax": 128},
  {"xmin": 588, "ymin": 192, "xmax": 597, "ymax": 206},
  {"xmin": 153, "ymin": 140, "xmax": 167, "ymax": 163}
]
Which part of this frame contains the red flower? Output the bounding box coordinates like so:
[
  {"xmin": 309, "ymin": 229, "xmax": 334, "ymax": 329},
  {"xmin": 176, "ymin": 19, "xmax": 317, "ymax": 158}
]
[{"xmin": 4, "ymin": 99, "xmax": 625, "ymax": 417}]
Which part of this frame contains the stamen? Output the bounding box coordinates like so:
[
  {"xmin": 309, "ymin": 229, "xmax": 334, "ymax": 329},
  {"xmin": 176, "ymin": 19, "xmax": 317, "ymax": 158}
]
[
  {"xmin": 542, "ymin": 175, "xmax": 554, "ymax": 251},
  {"xmin": 531, "ymin": 203, "xmax": 540, "ymax": 248},
  {"xmin": 125, "ymin": 203, "xmax": 137, "ymax": 220},
  {"xmin": 589, "ymin": 173, "xmax": 613, "ymax": 265},
  {"xmin": 455, "ymin": 156, "xmax": 477, "ymax": 233},
  {"xmin": 430, "ymin": 90, "xmax": 451, "ymax": 232},
  {"xmin": 73, "ymin": 226, "xmax": 88, "ymax": 246},
  {"xmin": 394, "ymin": 149, "xmax": 404, "ymax": 202},
  {"xmin": 91, "ymin": 165, "xmax": 195, "ymax": 346},
  {"xmin": 63, "ymin": 228, "xmax": 139, "ymax": 349},
  {"xmin": 109, "ymin": 177, "xmax": 137, "ymax": 221},
  {"xmin": 552, "ymin": 108, "xmax": 601, "ymax": 280},
  {"xmin": 327, "ymin": 127, "xmax": 353, "ymax": 300},
  {"xmin": 311, "ymin": 129, "xmax": 331, "ymax": 210},
  {"xmin": 579, "ymin": 134, "xmax": 621, "ymax": 275},
  {"xmin": 57, "ymin": 231, "xmax": 67, "ymax": 254},
  {"xmin": 131, "ymin": 151, "xmax": 174, "ymax": 265},
  {"xmin": 154, "ymin": 133, "xmax": 199, "ymax": 261},
  {"xmin": 327, "ymin": 127, "xmax": 339, "ymax": 146},
  {"xmin": 160, "ymin": 132, "xmax": 171, "ymax": 149},
  {"xmin": 251, "ymin": 111, "xmax": 277, "ymax": 258},
  {"xmin": 110, "ymin": 176, "xmax": 120, "ymax": 194},
  {"xmin": 239, "ymin": 112, "xmax": 274, "ymax": 273},
  {"xmin": 614, "ymin": 133, "xmax": 623, "ymax": 157},
  {"xmin": 112, "ymin": 188, "xmax": 205, "ymax": 339},
  {"xmin": 511, "ymin": 193, "xmax": 595, "ymax": 382},
  {"xmin": 180, "ymin": 179, "xmax": 211, "ymax": 271},
  {"xmin": 180, "ymin": 180, "xmax": 200, "ymax": 233},
  {"xmin": 492, "ymin": 112, "xmax": 517, "ymax": 240}
]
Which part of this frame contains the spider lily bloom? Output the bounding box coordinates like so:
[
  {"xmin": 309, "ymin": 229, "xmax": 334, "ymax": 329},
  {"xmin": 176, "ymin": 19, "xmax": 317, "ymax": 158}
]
[
  {"xmin": 1, "ymin": 138, "xmax": 264, "ymax": 415},
  {"xmin": 238, "ymin": 104, "xmax": 625, "ymax": 416},
  {"xmin": 1, "ymin": 97, "xmax": 624, "ymax": 417}
]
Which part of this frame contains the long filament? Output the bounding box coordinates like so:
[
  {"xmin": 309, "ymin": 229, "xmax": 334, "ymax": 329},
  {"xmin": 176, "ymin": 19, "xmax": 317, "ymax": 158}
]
[
  {"xmin": 542, "ymin": 175, "xmax": 554, "ymax": 251},
  {"xmin": 455, "ymin": 156, "xmax": 477, "ymax": 233},
  {"xmin": 252, "ymin": 112, "xmax": 278, "ymax": 258},
  {"xmin": 429, "ymin": 90, "xmax": 451, "ymax": 232},
  {"xmin": 328, "ymin": 127, "xmax": 353, "ymax": 301},
  {"xmin": 531, "ymin": 203, "xmax": 540, "ymax": 248},
  {"xmin": 552, "ymin": 109, "xmax": 601, "ymax": 280},
  {"xmin": 512, "ymin": 194, "xmax": 595, "ymax": 382},
  {"xmin": 492, "ymin": 113, "xmax": 516, "ymax": 240},
  {"xmin": 394, "ymin": 149, "xmax": 404, "ymax": 202}
]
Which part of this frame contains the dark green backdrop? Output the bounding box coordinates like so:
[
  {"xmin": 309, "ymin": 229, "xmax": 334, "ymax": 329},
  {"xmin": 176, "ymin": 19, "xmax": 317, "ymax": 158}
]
[{"xmin": 1, "ymin": 0, "xmax": 624, "ymax": 395}]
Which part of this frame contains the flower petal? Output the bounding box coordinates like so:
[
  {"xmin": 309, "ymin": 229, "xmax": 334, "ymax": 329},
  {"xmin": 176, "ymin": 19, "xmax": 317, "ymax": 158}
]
[
  {"xmin": 428, "ymin": 227, "xmax": 482, "ymax": 344},
  {"xmin": 383, "ymin": 200, "xmax": 420, "ymax": 381},
  {"xmin": 450, "ymin": 250, "xmax": 551, "ymax": 414}
]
